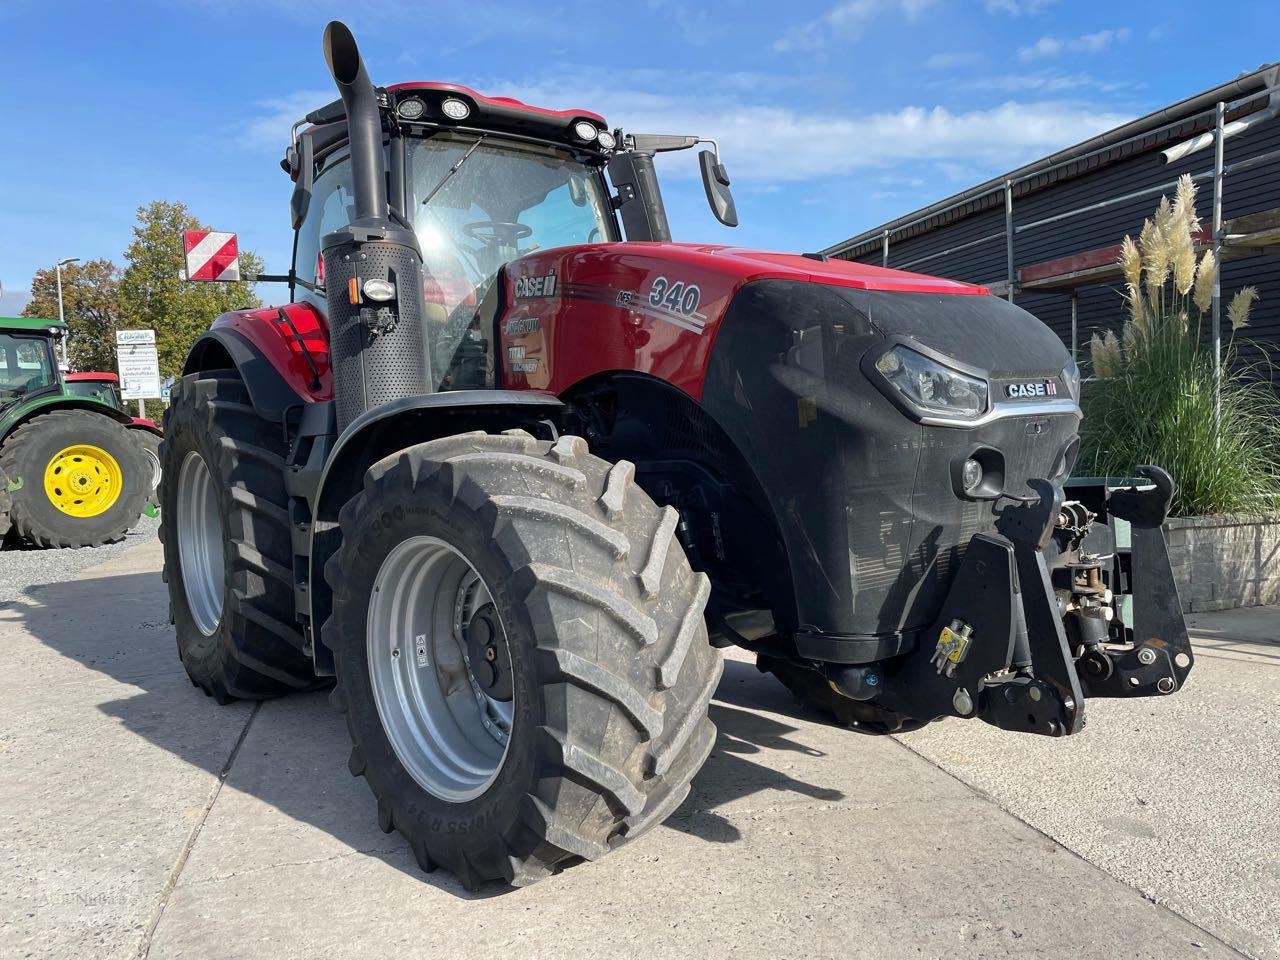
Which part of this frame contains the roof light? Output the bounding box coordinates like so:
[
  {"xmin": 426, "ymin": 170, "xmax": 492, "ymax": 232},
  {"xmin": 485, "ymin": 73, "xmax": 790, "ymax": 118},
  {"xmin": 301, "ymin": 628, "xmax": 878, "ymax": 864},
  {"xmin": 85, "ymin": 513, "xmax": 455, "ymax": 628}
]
[
  {"xmin": 397, "ymin": 98, "xmax": 426, "ymax": 120},
  {"xmin": 441, "ymin": 98, "xmax": 471, "ymax": 121},
  {"xmin": 597, "ymin": 129, "xmax": 617, "ymax": 150},
  {"xmin": 573, "ymin": 120, "xmax": 597, "ymax": 141},
  {"xmin": 362, "ymin": 278, "xmax": 397, "ymax": 302}
]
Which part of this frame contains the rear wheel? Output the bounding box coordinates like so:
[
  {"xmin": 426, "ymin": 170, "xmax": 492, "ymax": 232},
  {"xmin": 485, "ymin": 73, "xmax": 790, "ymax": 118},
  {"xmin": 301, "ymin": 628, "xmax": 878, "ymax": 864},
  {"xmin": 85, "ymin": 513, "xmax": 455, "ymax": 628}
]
[
  {"xmin": 0, "ymin": 408, "xmax": 149, "ymax": 548},
  {"xmin": 325, "ymin": 431, "xmax": 722, "ymax": 888},
  {"xmin": 159, "ymin": 371, "xmax": 316, "ymax": 701}
]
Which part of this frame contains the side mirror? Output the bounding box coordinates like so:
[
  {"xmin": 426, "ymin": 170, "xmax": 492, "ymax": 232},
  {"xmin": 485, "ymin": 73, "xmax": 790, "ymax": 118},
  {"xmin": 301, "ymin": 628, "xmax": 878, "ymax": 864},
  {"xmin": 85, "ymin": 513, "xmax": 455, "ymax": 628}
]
[
  {"xmin": 699, "ymin": 149, "xmax": 738, "ymax": 228},
  {"xmin": 290, "ymin": 132, "xmax": 315, "ymax": 230}
]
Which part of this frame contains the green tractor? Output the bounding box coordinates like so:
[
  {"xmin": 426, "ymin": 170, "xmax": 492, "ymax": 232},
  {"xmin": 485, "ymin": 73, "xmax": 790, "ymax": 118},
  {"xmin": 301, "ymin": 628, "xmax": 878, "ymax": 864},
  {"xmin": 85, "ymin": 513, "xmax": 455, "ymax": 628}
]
[
  {"xmin": 0, "ymin": 317, "xmax": 150, "ymax": 548},
  {"xmin": 62, "ymin": 371, "xmax": 164, "ymax": 506}
]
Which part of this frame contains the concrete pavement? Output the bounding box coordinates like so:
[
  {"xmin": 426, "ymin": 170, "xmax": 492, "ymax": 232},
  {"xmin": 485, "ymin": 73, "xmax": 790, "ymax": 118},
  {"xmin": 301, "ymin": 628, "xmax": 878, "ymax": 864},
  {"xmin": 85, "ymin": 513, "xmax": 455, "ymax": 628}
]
[{"xmin": 1, "ymin": 534, "xmax": 1272, "ymax": 960}]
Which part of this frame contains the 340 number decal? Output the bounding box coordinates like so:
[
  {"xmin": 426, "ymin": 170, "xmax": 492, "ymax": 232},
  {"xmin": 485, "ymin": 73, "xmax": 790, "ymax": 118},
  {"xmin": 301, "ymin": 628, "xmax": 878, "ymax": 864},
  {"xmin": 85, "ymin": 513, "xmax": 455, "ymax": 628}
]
[{"xmin": 648, "ymin": 276, "xmax": 701, "ymax": 317}]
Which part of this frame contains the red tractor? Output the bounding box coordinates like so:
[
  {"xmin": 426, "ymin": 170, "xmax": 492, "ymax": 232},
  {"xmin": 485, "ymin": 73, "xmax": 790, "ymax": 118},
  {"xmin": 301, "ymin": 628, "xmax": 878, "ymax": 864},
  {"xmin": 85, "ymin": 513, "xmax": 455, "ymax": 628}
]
[{"xmin": 161, "ymin": 22, "xmax": 1193, "ymax": 889}]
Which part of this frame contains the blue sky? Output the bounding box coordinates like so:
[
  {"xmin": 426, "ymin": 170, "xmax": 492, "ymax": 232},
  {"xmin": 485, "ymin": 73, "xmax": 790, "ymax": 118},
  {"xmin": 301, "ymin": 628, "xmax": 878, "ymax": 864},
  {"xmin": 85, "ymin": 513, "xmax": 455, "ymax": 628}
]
[{"xmin": 1, "ymin": 0, "xmax": 1275, "ymax": 314}]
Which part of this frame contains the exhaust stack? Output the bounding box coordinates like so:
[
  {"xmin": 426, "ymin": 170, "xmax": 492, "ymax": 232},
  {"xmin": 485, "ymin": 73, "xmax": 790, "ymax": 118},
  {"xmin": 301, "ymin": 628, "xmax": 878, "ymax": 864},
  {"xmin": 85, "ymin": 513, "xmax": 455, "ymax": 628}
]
[{"xmin": 319, "ymin": 20, "xmax": 430, "ymax": 431}]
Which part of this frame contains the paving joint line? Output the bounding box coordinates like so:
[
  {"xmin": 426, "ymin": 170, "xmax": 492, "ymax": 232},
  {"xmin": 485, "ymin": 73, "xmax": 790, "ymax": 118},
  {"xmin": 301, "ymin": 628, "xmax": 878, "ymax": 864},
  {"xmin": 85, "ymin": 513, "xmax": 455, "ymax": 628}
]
[
  {"xmin": 133, "ymin": 701, "xmax": 262, "ymax": 960},
  {"xmin": 887, "ymin": 733, "xmax": 1253, "ymax": 960}
]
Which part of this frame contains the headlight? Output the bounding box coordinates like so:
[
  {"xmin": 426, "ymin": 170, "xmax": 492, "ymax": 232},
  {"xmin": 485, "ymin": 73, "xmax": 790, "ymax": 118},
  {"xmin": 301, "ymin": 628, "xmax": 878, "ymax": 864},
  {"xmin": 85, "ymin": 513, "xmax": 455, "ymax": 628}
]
[{"xmin": 874, "ymin": 345, "xmax": 988, "ymax": 420}]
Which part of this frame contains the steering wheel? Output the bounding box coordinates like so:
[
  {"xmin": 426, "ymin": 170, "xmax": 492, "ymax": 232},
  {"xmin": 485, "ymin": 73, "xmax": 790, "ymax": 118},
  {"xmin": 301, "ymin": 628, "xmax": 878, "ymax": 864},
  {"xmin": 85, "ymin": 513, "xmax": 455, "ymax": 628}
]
[{"xmin": 464, "ymin": 221, "xmax": 533, "ymax": 246}]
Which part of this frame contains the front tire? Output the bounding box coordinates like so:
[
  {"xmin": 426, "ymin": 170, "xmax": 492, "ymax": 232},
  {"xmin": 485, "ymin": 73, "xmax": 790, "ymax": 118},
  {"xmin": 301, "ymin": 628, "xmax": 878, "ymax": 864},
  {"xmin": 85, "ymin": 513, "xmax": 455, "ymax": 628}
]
[
  {"xmin": 159, "ymin": 371, "xmax": 317, "ymax": 702},
  {"xmin": 0, "ymin": 408, "xmax": 149, "ymax": 548},
  {"xmin": 325, "ymin": 430, "xmax": 722, "ymax": 888}
]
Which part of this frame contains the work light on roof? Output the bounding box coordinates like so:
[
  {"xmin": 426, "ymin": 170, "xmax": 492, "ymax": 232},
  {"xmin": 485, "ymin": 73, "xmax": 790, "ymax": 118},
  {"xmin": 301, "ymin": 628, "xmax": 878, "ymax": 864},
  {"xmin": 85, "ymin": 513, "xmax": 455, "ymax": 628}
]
[
  {"xmin": 441, "ymin": 98, "xmax": 471, "ymax": 121},
  {"xmin": 573, "ymin": 120, "xmax": 597, "ymax": 141},
  {"xmin": 397, "ymin": 97, "xmax": 426, "ymax": 120},
  {"xmin": 596, "ymin": 129, "xmax": 617, "ymax": 150}
]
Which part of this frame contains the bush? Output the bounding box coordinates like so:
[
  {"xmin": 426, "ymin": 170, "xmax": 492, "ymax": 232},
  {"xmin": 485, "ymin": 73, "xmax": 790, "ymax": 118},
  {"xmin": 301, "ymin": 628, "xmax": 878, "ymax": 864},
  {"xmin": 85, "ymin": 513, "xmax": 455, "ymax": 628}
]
[{"xmin": 1079, "ymin": 175, "xmax": 1280, "ymax": 517}]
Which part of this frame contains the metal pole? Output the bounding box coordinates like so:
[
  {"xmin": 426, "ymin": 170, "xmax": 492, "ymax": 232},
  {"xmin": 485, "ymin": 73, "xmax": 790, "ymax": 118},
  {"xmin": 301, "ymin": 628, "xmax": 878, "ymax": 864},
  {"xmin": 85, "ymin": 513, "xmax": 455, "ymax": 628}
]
[
  {"xmin": 1211, "ymin": 100, "xmax": 1225, "ymax": 428},
  {"xmin": 881, "ymin": 230, "xmax": 890, "ymax": 268},
  {"xmin": 54, "ymin": 262, "xmax": 68, "ymax": 368},
  {"xmin": 137, "ymin": 399, "xmax": 145, "ymax": 418},
  {"xmin": 1003, "ymin": 181, "xmax": 1015, "ymax": 303},
  {"xmin": 1070, "ymin": 293, "xmax": 1079, "ymax": 361}
]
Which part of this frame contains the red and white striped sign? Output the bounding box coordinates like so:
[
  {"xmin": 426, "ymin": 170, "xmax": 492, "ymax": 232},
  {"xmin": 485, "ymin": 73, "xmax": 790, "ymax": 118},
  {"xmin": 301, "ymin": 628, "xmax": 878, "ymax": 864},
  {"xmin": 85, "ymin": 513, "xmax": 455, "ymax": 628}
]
[{"xmin": 183, "ymin": 230, "xmax": 240, "ymax": 282}]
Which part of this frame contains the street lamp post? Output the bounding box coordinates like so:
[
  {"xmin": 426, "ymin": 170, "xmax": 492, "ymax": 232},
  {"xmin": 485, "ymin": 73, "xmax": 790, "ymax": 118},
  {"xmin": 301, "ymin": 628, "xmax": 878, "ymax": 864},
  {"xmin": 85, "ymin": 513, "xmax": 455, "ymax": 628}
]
[{"xmin": 54, "ymin": 257, "xmax": 80, "ymax": 368}]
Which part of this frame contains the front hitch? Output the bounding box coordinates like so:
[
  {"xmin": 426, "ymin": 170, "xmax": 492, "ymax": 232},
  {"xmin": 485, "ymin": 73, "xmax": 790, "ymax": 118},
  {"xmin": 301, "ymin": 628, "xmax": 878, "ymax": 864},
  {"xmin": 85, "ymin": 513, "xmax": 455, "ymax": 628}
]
[{"xmin": 875, "ymin": 466, "xmax": 1192, "ymax": 737}]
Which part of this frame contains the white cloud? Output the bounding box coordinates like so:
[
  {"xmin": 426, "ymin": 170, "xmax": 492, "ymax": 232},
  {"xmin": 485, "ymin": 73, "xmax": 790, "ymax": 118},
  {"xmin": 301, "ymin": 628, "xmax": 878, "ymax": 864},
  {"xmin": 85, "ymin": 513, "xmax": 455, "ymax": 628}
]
[
  {"xmin": 240, "ymin": 89, "xmax": 333, "ymax": 152},
  {"xmin": 925, "ymin": 51, "xmax": 984, "ymax": 70},
  {"xmin": 0, "ymin": 284, "xmax": 31, "ymax": 316},
  {"xmin": 984, "ymin": 0, "xmax": 1057, "ymax": 14},
  {"xmin": 951, "ymin": 70, "xmax": 1134, "ymax": 95},
  {"xmin": 1019, "ymin": 28, "xmax": 1131, "ymax": 62},
  {"xmin": 474, "ymin": 73, "xmax": 1131, "ymax": 183},
  {"xmin": 774, "ymin": 0, "xmax": 937, "ymax": 53}
]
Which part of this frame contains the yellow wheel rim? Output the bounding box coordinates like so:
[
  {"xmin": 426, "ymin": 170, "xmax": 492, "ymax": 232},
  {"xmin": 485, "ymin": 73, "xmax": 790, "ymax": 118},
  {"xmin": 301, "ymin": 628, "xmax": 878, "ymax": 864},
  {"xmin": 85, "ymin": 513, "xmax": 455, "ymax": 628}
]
[{"xmin": 43, "ymin": 444, "xmax": 123, "ymax": 518}]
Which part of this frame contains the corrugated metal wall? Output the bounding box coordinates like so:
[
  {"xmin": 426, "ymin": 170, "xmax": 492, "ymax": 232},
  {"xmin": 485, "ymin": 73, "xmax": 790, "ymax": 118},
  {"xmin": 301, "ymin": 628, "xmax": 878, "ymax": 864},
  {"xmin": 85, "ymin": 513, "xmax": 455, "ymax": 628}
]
[{"xmin": 837, "ymin": 115, "xmax": 1280, "ymax": 368}]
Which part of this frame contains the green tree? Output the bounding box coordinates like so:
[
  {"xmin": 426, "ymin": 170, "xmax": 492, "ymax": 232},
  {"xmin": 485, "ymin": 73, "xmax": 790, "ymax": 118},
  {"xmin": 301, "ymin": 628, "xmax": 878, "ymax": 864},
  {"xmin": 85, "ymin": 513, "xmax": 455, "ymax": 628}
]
[
  {"xmin": 21, "ymin": 259, "xmax": 123, "ymax": 373},
  {"xmin": 118, "ymin": 200, "xmax": 264, "ymax": 378}
]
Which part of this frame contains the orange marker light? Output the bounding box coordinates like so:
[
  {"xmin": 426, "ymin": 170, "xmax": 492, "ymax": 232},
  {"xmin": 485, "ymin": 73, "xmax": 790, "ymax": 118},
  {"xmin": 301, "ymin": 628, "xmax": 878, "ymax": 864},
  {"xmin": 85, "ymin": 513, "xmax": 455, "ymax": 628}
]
[{"xmin": 348, "ymin": 277, "xmax": 361, "ymax": 305}]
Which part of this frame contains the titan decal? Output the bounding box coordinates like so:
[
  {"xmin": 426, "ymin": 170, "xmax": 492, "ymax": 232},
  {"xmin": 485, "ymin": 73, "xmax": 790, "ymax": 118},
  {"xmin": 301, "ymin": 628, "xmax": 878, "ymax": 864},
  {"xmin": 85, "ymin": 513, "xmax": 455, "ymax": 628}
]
[{"xmin": 506, "ymin": 344, "xmax": 540, "ymax": 374}]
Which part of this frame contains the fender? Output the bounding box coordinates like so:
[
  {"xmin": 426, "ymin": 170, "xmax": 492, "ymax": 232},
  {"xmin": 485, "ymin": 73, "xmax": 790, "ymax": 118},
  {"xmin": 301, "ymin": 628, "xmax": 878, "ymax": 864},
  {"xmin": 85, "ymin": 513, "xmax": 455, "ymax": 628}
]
[
  {"xmin": 126, "ymin": 418, "xmax": 164, "ymax": 438},
  {"xmin": 1, "ymin": 395, "xmax": 136, "ymax": 445},
  {"xmin": 184, "ymin": 326, "xmax": 308, "ymax": 427},
  {"xmin": 303, "ymin": 390, "xmax": 563, "ymax": 673}
]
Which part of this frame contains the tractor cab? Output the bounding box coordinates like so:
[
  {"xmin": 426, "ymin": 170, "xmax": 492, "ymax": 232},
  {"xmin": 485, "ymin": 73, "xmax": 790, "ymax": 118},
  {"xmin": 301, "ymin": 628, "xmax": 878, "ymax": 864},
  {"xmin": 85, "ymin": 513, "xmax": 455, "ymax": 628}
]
[
  {"xmin": 64, "ymin": 371, "xmax": 124, "ymax": 408},
  {"xmin": 0, "ymin": 318, "xmax": 63, "ymax": 407},
  {"xmin": 286, "ymin": 82, "xmax": 734, "ymax": 393}
]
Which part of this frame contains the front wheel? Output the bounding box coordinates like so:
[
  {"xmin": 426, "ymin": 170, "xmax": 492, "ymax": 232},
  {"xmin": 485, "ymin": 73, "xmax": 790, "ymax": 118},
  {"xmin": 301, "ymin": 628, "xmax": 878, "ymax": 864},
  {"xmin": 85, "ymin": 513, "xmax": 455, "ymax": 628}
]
[{"xmin": 325, "ymin": 431, "xmax": 722, "ymax": 888}]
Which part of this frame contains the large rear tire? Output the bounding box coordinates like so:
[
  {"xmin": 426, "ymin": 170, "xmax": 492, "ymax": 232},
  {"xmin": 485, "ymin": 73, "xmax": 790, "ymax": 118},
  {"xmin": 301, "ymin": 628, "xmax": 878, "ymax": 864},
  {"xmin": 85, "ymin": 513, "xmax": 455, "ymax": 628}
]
[
  {"xmin": 0, "ymin": 408, "xmax": 149, "ymax": 548},
  {"xmin": 159, "ymin": 371, "xmax": 317, "ymax": 702},
  {"xmin": 325, "ymin": 430, "xmax": 721, "ymax": 888}
]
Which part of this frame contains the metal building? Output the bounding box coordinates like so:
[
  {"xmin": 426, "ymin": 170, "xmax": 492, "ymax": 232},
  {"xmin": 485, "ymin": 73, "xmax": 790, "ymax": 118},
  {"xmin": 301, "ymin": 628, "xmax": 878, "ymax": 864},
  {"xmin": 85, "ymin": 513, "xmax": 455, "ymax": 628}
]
[{"xmin": 822, "ymin": 63, "xmax": 1280, "ymax": 369}]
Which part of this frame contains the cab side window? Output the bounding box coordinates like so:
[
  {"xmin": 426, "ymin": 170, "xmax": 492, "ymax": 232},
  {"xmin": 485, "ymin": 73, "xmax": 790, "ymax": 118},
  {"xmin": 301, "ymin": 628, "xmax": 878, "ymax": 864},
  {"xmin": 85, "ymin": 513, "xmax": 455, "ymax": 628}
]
[{"xmin": 293, "ymin": 154, "xmax": 355, "ymax": 305}]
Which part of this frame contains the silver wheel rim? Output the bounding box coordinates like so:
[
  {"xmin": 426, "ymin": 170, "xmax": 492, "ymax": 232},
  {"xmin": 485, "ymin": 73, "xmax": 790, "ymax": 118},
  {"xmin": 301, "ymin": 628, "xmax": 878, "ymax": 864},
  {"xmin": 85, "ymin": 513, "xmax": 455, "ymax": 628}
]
[
  {"xmin": 367, "ymin": 536, "xmax": 513, "ymax": 802},
  {"xmin": 144, "ymin": 447, "xmax": 162, "ymax": 491},
  {"xmin": 177, "ymin": 451, "xmax": 224, "ymax": 636}
]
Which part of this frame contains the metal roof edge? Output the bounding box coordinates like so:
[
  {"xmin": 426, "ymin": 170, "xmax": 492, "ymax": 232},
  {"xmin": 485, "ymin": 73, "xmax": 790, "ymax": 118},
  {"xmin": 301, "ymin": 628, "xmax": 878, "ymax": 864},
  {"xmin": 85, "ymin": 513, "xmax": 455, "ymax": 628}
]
[{"xmin": 821, "ymin": 60, "xmax": 1279, "ymax": 259}]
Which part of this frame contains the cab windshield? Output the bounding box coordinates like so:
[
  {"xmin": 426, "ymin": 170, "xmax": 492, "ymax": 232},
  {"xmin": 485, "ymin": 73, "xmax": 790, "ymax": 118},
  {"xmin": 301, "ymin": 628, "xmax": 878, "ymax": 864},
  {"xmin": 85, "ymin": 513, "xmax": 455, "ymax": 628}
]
[
  {"xmin": 0, "ymin": 334, "xmax": 56, "ymax": 406},
  {"xmin": 406, "ymin": 133, "xmax": 615, "ymax": 386},
  {"xmin": 408, "ymin": 133, "xmax": 613, "ymax": 293},
  {"xmin": 65, "ymin": 379, "xmax": 123, "ymax": 409}
]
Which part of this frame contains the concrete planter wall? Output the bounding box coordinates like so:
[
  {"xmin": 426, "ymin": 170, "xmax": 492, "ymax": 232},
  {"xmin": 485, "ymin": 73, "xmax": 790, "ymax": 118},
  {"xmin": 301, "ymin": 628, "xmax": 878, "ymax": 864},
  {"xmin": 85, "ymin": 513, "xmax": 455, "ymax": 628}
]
[{"xmin": 1163, "ymin": 515, "xmax": 1280, "ymax": 612}]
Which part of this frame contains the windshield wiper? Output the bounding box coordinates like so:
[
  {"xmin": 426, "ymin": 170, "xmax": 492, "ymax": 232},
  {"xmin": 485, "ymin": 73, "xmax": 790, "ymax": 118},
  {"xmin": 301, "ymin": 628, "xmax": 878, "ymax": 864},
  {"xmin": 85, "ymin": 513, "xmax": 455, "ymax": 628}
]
[{"xmin": 421, "ymin": 136, "xmax": 487, "ymax": 208}]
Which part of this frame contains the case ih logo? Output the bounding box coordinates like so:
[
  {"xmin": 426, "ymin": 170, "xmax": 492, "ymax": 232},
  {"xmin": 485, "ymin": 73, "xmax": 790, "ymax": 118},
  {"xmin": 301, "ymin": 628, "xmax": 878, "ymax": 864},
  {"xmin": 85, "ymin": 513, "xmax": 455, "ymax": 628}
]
[
  {"xmin": 183, "ymin": 231, "xmax": 241, "ymax": 282},
  {"xmin": 1005, "ymin": 379, "xmax": 1058, "ymax": 399},
  {"xmin": 514, "ymin": 271, "xmax": 557, "ymax": 298}
]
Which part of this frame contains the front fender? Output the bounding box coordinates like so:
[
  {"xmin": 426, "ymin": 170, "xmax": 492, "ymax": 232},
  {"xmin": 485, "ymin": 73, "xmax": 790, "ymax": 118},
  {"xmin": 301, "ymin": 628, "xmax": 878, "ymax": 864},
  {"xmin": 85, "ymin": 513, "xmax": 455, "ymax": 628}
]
[{"xmin": 303, "ymin": 390, "xmax": 563, "ymax": 673}]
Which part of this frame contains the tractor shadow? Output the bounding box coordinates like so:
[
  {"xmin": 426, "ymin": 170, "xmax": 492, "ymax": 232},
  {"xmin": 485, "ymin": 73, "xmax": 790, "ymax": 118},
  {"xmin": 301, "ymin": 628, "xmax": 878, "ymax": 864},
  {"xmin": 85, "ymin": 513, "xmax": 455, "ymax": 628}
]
[{"xmin": 6, "ymin": 565, "xmax": 847, "ymax": 900}]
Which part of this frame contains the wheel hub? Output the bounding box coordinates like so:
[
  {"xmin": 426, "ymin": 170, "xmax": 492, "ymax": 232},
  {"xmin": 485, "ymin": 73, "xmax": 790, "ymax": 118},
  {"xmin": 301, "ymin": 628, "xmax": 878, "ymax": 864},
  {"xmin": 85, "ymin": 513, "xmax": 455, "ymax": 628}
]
[
  {"xmin": 367, "ymin": 536, "xmax": 514, "ymax": 802},
  {"xmin": 43, "ymin": 444, "xmax": 122, "ymax": 517}
]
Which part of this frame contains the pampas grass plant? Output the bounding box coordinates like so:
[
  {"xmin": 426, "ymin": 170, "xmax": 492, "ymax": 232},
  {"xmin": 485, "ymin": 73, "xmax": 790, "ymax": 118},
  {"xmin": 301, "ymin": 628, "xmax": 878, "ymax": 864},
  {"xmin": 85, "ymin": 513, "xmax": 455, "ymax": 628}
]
[{"xmin": 1080, "ymin": 175, "xmax": 1280, "ymax": 517}]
